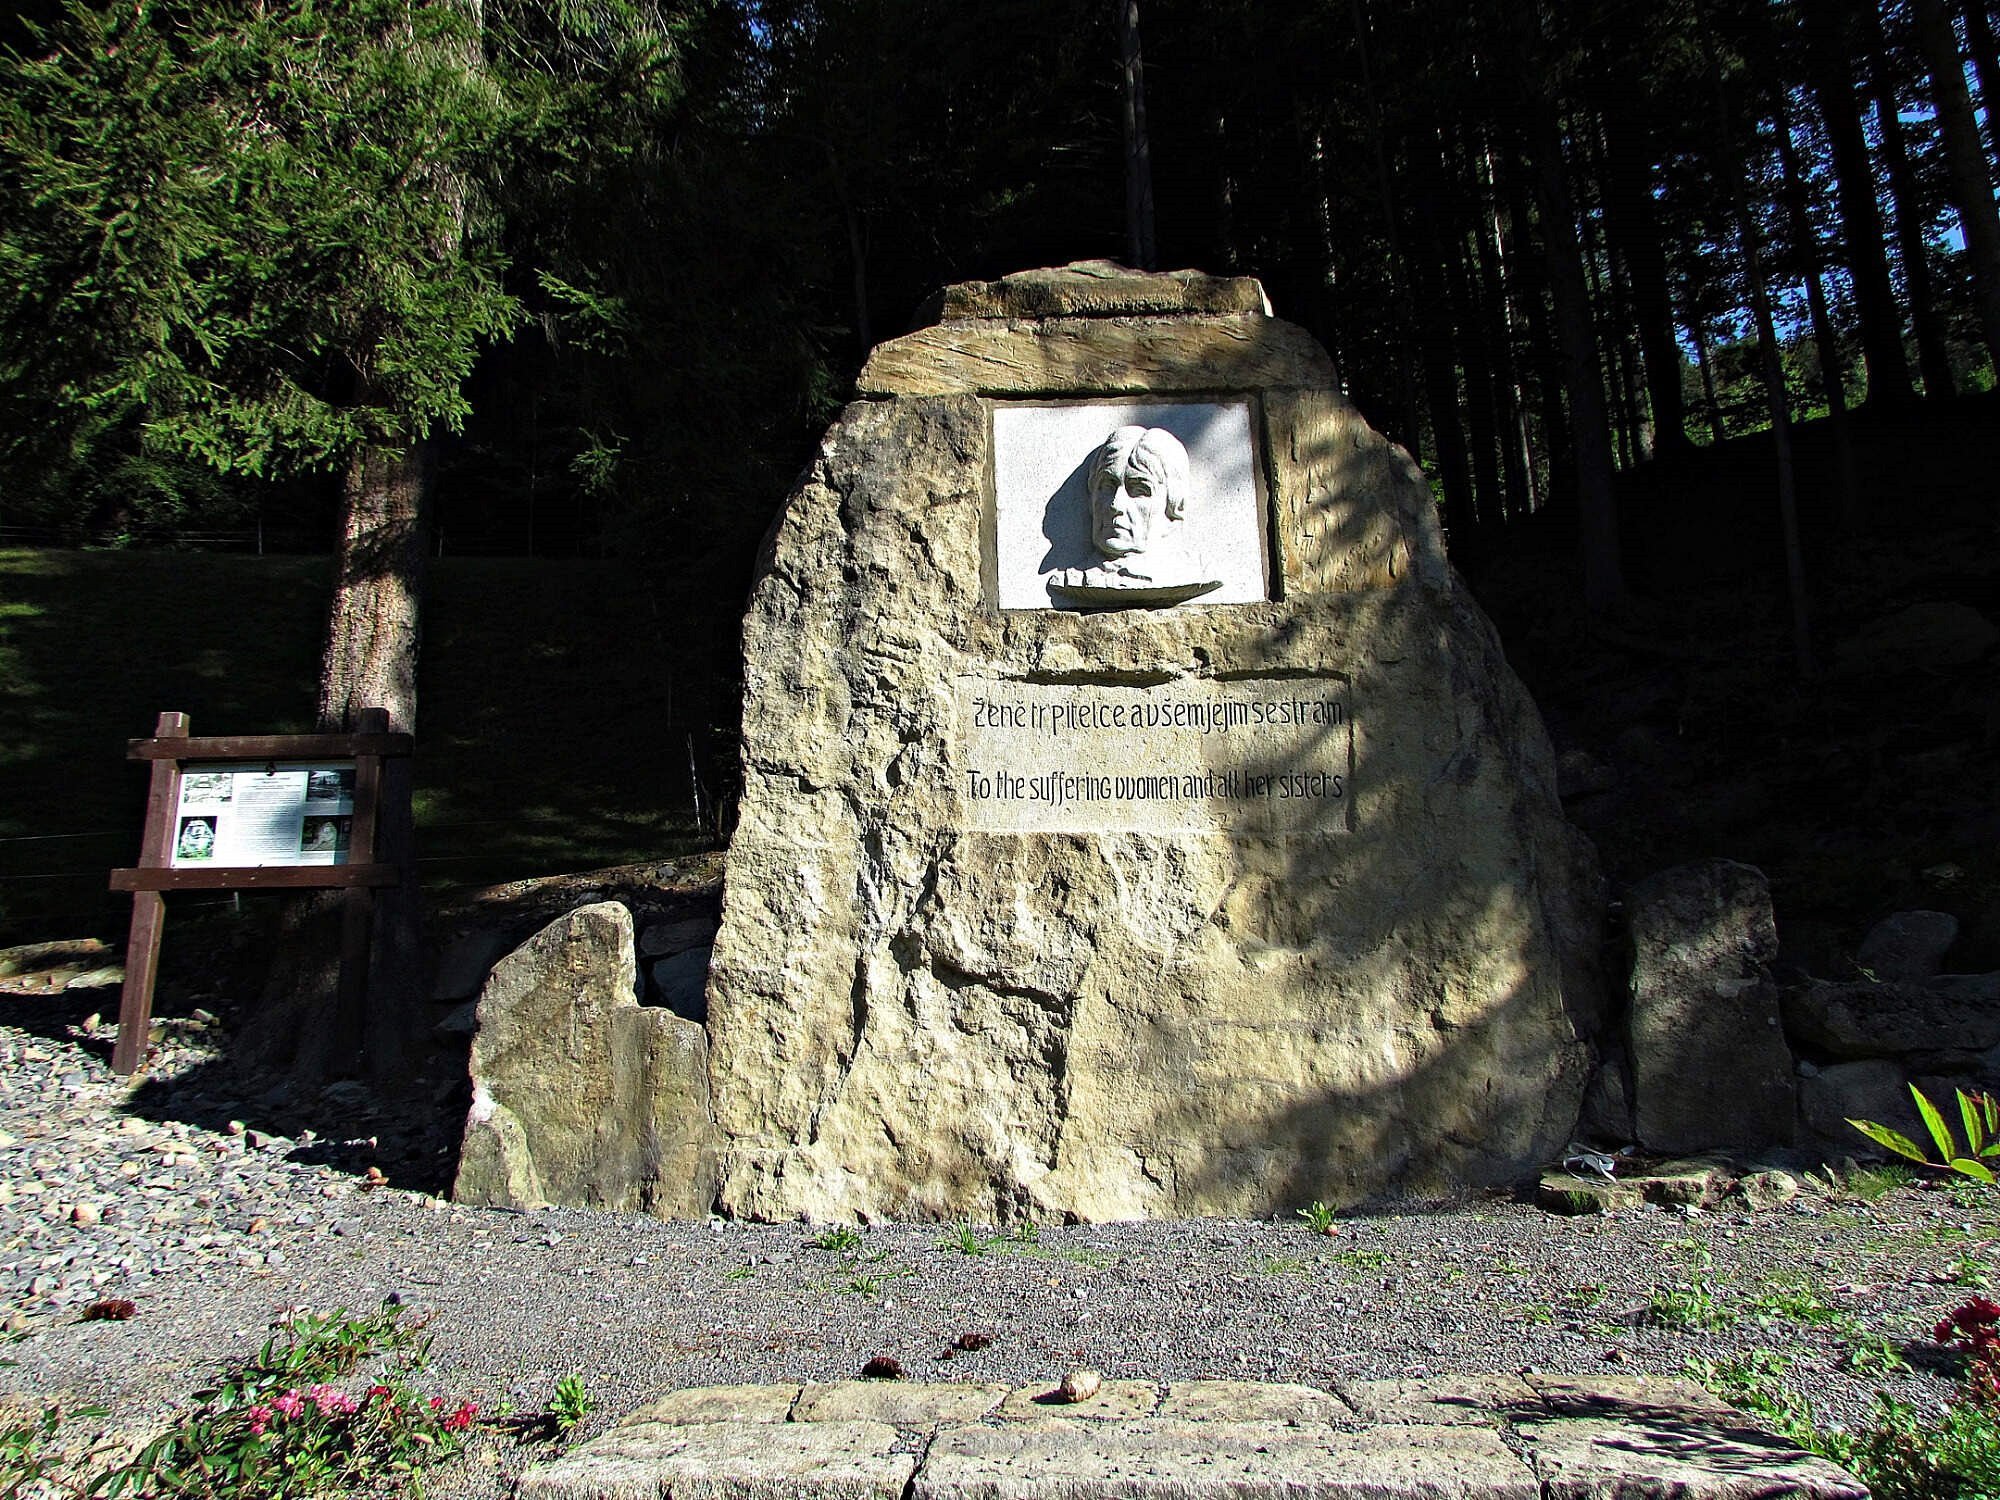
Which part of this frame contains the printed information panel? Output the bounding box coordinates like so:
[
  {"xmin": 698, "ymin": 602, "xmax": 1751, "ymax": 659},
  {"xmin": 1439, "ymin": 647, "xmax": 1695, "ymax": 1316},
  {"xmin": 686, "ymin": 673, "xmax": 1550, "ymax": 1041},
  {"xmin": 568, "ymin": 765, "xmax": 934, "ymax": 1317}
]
[
  {"xmin": 170, "ymin": 762, "xmax": 356, "ymax": 868},
  {"xmin": 958, "ymin": 677, "xmax": 1351, "ymax": 835}
]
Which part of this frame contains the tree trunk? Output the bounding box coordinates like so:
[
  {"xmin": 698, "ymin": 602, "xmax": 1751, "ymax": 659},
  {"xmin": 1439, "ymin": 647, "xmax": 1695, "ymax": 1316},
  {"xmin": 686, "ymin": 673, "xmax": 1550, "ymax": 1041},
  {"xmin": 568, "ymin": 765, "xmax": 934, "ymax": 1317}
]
[
  {"xmin": 1809, "ymin": 5, "xmax": 1916, "ymax": 406},
  {"xmin": 1776, "ymin": 93, "xmax": 1863, "ymax": 530},
  {"xmin": 1350, "ymin": 0, "xmax": 1424, "ymax": 453},
  {"xmin": 1867, "ymin": 0, "xmax": 1958, "ymax": 397},
  {"xmin": 1118, "ymin": 0, "xmax": 1156, "ymax": 271},
  {"xmin": 241, "ymin": 437, "xmax": 431, "ymax": 1089},
  {"xmin": 1479, "ymin": 131, "xmax": 1539, "ymax": 513},
  {"xmin": 1599, "ymin": 104, "xmax": 1692, "ymax": 455},
  {"xmin": 1531, "ymin": 96, "xmax": 1629, "ymax": 612},
  {"xmin": 1690, "ymin": 317, "xmax": 1726, "ymax": 445},
  {"xmin": 1963, "ymin": 0, "xmax": 2000, "ymax": 172},
  {"xmin": 1717, "ymin": 75, "xmax": 1814, "ymax": 677},
  {"xmin": 1912, "ymin": 0, "xmax": 2000, "ymax": 368}
]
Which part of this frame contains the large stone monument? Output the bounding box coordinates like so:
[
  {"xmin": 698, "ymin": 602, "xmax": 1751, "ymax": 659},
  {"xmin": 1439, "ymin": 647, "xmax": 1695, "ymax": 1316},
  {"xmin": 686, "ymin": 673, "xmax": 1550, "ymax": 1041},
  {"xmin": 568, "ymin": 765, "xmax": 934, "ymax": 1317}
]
[{"xmin": 701, "ymin": 261, "xmax": 1604, "ymax": 1222}]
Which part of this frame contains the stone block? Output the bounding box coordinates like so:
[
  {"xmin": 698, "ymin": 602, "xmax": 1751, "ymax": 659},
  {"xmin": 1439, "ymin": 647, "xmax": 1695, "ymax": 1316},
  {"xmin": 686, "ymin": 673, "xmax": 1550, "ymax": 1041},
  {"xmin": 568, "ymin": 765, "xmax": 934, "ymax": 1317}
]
[
  {"xmin": 794, "ymin": 1382, "xmax": 1008, "ymax": 1427},
  {"xmin": 1798, "ymin": 1059, "xmax": 1911, "ymax": 1144},
  {"xmin": 1512, "ymin": 1414, "xmax": 1867, "ymax": 1500},
  {"xmin": 1785, "ymin": 979, "xmax": 2000, "ymax": 1059},
  {"xmin": 1857, "ymin": 911, "xmax": 1960, "ymax": 981},
  {"xmin": 1627, "ymin": 861, "xmax": 1795, "ymax": 1153},
  {"xmin": 921, "ymin": 262, "xmax": 1272, "ymax": 323},
  {"xmin": 519, "ymin": 1419, "xmax": 912, "ymax": 1500},
  {"xmin": 995, "ymin": 1381, "xmax": 1161, "ymax": 1422},
  {"xmin": 857, "ymin": 316, "xmax": 1339, "ymax": 398},
  {"xmin": 1337, "ymin": 1375, "xmax": 1539, "ymax": 1426},
  {"xmin": 621, "ymin": 1385, "xmax": 800, "ymax": 1427},
  {"xmin": 1156, "ymin": 1380, "xmax": 1345, "ymax": 1424},
  {"xmin": 913, "ymin": 1420, "xmax": 1538, "ymax": 1500}
]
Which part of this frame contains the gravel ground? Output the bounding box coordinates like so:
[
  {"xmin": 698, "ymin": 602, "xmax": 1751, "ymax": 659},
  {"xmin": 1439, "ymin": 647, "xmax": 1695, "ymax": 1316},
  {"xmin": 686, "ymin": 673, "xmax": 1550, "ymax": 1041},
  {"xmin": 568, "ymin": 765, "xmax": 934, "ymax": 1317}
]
[{"xmin": 3, "ymin": 989, "xmax": 1996, "ymax": 1498}]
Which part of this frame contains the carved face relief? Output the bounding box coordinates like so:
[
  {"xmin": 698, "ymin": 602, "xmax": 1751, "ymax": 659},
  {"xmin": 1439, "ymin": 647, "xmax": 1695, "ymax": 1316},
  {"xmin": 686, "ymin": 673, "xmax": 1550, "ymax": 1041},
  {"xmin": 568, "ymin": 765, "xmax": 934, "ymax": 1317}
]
[{"xmin": 1089, "ymin": 425, "xmax": 1189, "ymax": 562}]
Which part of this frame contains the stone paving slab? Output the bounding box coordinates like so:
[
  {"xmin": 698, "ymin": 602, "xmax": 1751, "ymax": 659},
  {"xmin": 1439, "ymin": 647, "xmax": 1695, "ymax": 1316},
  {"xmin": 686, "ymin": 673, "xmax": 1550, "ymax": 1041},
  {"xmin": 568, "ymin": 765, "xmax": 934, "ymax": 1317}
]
[
  {"xmin": 522, "ymin": 1377, "xmax": 1869, "ymax": 1500},
  {"xmin": 798, "ymin": 1381, "xmax": 1011, "ymax": 1427},
  {"xmin": 1155, "ymin": 1380, "xmax": 1347, "ymax": 1424},
  {"xmin": 519, "ymin": 1419, "xmax": 912, "ymax": 1500},
  {"xmin": 996, "ymin": 1381, "xmax": 1163, "ymax": 1422},
  {"xmin": 916, "ymin": 1419, "xmax": 1536, "ymax": 1500}
]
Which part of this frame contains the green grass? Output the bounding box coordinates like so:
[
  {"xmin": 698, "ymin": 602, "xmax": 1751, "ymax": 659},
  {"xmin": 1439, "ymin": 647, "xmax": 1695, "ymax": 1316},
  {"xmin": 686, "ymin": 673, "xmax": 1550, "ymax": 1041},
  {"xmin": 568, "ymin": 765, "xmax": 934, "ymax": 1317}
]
[{"xmin": 0, "ymin": 549, "xmax": 713, "ymax": 944}]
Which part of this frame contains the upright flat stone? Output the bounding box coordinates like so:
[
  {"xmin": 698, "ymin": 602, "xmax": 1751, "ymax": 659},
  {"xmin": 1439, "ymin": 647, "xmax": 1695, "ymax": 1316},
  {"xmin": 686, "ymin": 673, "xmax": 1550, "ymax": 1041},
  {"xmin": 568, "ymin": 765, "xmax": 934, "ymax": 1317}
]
[
  {"xmin": 453, "ymin": 903, "xmax": 718, "ymax": 1217},
  {"xmin": 794, "ymin": 1381, "xmax": 1008, "ymax": 1427},
  {"xmin": 1626, "ymin": 861, "xmax": 1794, "ymax": 1153},
  {"xmin": 709, "ymin": 261, "xmax": 1605, "ymax": 1221}
]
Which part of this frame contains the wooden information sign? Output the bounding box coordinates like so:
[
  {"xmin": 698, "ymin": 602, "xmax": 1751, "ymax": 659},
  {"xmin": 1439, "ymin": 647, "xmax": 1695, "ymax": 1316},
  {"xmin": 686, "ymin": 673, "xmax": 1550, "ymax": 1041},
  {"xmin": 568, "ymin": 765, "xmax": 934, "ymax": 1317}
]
[{"xmin": 108, "ymin": 708, "xmax": 413, "ymax": 1076}]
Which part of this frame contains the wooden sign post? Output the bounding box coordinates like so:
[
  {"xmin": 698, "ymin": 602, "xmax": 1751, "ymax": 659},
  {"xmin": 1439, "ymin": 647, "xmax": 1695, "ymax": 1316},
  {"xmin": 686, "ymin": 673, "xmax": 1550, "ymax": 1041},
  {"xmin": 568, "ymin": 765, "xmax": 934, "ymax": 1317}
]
[{"xmin": 108, "ymin": 708, "xmax": 413, "ymax": 1076}]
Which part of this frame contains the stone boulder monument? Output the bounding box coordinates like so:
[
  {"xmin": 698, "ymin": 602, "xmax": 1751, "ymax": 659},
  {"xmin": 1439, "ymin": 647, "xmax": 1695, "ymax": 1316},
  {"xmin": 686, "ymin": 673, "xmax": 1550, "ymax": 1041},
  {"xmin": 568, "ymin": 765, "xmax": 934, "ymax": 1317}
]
[{"xmin": 702, "ymin": 262, "xmax": 1605, "ymax": 1222}]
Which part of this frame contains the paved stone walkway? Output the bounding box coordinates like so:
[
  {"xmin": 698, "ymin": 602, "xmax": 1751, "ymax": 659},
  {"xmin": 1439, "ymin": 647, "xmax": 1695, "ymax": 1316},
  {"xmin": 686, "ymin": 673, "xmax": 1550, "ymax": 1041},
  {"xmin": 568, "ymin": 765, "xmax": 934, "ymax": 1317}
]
[{"xmin": 520, "ymin": 1375, "xmax": 1867, "ymax": 1499}]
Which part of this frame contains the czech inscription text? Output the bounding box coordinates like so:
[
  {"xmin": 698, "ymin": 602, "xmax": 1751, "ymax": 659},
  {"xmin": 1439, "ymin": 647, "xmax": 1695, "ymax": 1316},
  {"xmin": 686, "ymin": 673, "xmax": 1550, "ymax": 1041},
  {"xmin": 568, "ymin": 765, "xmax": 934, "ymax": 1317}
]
[{"xmin": 958, "ymin": 677, "xmax": 1351, "ymax": 834}]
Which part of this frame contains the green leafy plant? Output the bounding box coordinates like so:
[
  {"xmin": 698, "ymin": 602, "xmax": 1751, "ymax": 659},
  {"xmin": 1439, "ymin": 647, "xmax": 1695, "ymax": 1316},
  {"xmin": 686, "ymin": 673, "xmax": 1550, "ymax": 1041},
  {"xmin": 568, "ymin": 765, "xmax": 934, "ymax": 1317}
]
[
  {"xmin": 940, "ymin": 1222, "xmax": 990, "ymax": 1256},
  {"xmin": 809, "ymin": 1225, "xmax": 863, "ymax": 1254},
  {"xmin": 549, "ymin": 1374, "xmax": 593, "ymax": 1437},
  {"xmin": 1843, "ymin": 1332, "xmax": 1912, "ymax": 1377},
  {"xmin": 1332, "ymin": 1247, "xmax": 1387, "ymax": 1272},
  {"xmin": 3, "ymin": 1401, "xmax": 106, "ymax": 1500},
  {"xmin": 1685, "ymin": 1351, "xmax": 1828, "ymax": 1452},
  {"xmin": 94, "ymin": 1304, "xmax": 476, "ymax": 1499},
  {"xmin": 1255, "ymin": 1255, "xmax": 1306, "ymax": 1276},
  {"xmin": 1747, "ymin": 1275, "xmax": 1842, "ymax": 1326},
  {"xmin": 1647, "ymin": 1240, "xmax": 1733, "ymax": 1330},
  {"xmin": 724, "ymin": 1264, "xmax": 754, "ymax": 1282},
  {"xmin": 1297, "ymin": 1201, "xmax": 1336, "ymax": 1234},
  {"xmin": 1852, "ymin": 1087, "xmax": 2000, "ymax": 1184}
]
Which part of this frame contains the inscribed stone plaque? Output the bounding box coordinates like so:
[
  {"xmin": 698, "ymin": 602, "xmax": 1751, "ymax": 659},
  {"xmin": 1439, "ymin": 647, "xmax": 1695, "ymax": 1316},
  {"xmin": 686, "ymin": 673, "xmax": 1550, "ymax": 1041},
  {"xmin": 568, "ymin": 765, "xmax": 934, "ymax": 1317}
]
[
  {"xmin": 991, "ymin": 400, "xmax": 1268, "ymax": 610},
  {"xmin": 959, "ymin": 677, "xmax": 1350, "ymax": 834}
]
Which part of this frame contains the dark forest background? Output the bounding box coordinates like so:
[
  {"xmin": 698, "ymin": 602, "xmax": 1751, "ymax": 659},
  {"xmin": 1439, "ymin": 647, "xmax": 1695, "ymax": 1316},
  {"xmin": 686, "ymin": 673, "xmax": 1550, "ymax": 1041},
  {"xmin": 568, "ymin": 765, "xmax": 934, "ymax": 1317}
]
[{"xmin": 2, "ymin": 0, "xmax": 1997, "ymax": 955}]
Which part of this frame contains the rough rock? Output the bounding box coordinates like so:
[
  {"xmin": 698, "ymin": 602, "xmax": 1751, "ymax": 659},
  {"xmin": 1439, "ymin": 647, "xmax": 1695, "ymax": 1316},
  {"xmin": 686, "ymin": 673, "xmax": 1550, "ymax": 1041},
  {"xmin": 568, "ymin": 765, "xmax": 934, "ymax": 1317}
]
[
  {"xmin": 1537, "ymin": 1172, "xmax": 1641, "ymax": 1216},
  {"xmin": 1626, "ymin": 861, "xmax": 1795, "ymax": 1154},
  {"xmin": 648, "ymin": 947, "xmax": 712, "ymax": 1021},
  {"xmin": 1784, "ymin": 979, "xmax": 2000, "ymax": 1059},
  {"xmin": 638, "ymin": 917, "xmax": 718, "ymax": 959},
  {"xmin": 0, "ymin": 939, "xmax": 110, "ymax": 979},
  {"xmin": 1835, "ymin": 601, "xmax": 1998, "ymax": 674},
  {"xmin": 995, "ymin": 1381, "xmax": 1162, "ymax": 1421},
  {"xmin": 1797, "ymin": 1059, "xmax": 1911, "ymax": 1145},
  {"xmin": 1736, "ymin": 1169, "xmax": 1800, "ymax": 1210},
  {"xmin": 1856, "ymin": 910, "xmax": 1961, "ymax": 981},
  {"xmin": 1577, "ymin": 1052, "xmax": 1634, "ymax": 1144},
  {"xmin": 453, "ymin": 903, "xmax": 716, "ymax": 1216},
  {"xmin": 705, "ymin": 262, "xmax": 1605, "ymax": 1221},
  {"xmin": 430, "ymin": 927, "xmax": 517, "ymax": 1001}
]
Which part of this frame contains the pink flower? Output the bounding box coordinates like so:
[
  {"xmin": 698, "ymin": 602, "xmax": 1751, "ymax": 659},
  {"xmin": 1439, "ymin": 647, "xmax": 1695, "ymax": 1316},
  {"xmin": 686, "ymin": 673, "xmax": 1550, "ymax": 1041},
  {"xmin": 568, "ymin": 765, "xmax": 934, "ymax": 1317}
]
[
  {"xmin": 367, "ymin": 1385, "xmax": 393, "ymax": 1403},
  {"xmin": 441, "ymin": 1401, "xmax": 478, "ymax": 1433},
  {"xmin": 247, "ymin": 1405, "xmax": 273, "ymax": 1437},
  {"xmin": 428, "ymin": 1397, "xmax": 444, "ymax": 1411},
  {"xmin": 271, "ymin": 1390, "xmax": 306, "ymax": 1420},
  {"xmin": 308, "ymin": 1384, "xmax": 358, "ymax": 1417}
]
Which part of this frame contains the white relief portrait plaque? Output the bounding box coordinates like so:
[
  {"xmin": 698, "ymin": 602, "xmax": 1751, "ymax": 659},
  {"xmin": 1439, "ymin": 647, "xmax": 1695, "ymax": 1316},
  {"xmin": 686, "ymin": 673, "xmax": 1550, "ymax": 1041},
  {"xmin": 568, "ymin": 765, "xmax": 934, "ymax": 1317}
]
[{"xmin": 991, "ymin": 401, "xmax": 1268, "ymax": 610}]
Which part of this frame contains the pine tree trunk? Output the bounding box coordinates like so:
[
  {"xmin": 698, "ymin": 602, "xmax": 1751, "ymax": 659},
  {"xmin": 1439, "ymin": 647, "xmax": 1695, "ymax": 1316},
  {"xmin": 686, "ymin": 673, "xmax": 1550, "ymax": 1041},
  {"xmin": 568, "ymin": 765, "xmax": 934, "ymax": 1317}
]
[
  {"xmin": 1118, "ymin": 0, "xmax": 1156, "ymax": 271},
  {"xmin": 241, "ymin": 437, "xmax": 431, "ymax": 1088},
  {"xmin": 1962, "ymin": 0, "xmax": 2000, "ymax": 171},
  {"xmin": 1867, "ymin": 0, "xmax": 1959, "ymax": 397},
  {"xmin": 1912, "ymin": 0, "xmax": 2000, "ymax": 368},
  {"xmin": 1473, "ymin": 135, "xmax": 1535, "ymax": 517},
  {"xmin": 1776, "ymin": 94, "xmax": 1863, "ymax": 529},
  {"xmin": 1599, "ymin": 105, "xmax": 1691, "ymax": 455},
  {"xmin": 1531, "ymin": 97, "xmax": 1628, "ymax": 612},
  {"xmin": 1691, "ymin": 318, "xmax": 1726, "ymax": 445},
  {"xmin": 1810, "ymin": 5, "xmax": 1916, "ymax": 405}
]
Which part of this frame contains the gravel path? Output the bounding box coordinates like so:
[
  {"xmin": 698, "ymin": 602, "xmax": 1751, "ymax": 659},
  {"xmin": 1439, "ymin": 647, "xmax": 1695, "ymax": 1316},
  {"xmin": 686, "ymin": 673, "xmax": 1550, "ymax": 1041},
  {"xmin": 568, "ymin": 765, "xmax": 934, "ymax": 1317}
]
[{"xmin": 3, "ymin": 987, "xmax": 1995, "ymax": 1498}]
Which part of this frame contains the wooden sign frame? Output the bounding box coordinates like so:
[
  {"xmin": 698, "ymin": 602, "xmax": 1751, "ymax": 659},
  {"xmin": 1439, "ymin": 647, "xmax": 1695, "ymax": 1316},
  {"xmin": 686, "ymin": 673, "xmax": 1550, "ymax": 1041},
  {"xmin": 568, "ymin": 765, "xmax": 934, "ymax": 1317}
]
[{"xmin": 108, "ymin": 708, "xmax": 413, "ymax": 1076}]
